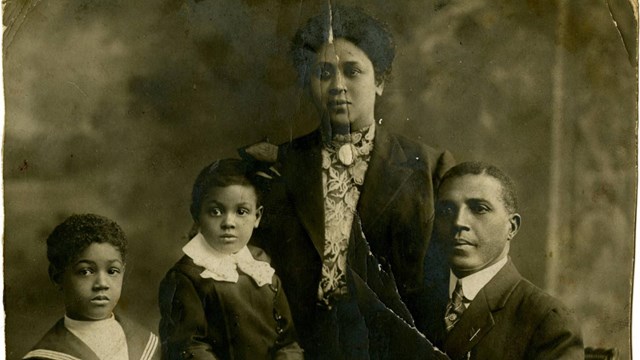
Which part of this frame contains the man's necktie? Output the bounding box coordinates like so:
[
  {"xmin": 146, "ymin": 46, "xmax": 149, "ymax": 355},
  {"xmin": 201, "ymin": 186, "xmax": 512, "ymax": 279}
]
[{"xmin": 444, "ymin": 279, "xmax": 466, "ymax": 332}]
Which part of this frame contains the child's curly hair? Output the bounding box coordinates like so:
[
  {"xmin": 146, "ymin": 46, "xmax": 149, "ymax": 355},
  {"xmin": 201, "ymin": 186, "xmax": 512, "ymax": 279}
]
[{"xmin": 46, "ymin": 213, "xmax": 127, "ymax": 283}]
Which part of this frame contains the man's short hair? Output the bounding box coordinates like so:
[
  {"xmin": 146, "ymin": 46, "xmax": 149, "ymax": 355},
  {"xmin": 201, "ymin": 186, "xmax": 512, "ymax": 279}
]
[
  {"xmin": 439, "ymin": 161, "xmax": 519, "ymax": 213},
  {"xmin": 47, "ymin": 213, "xmax": 127, "ymax": 283}
]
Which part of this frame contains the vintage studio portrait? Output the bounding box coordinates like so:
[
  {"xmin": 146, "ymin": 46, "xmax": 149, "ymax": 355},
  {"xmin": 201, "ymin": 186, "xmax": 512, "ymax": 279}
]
[{"xmin": 3, "ymin": 0, "xmax": 637, "ymax": 359}]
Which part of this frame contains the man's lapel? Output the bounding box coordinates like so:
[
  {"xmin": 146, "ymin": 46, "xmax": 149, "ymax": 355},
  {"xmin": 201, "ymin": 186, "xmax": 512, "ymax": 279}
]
[
  {"xmin": 443, "ymin": 261, "xmax": 523, "ymax": 359},
  {"xmin": 358, "ymin": 126, "xmax": 414, "ymax": 230},
  {"xmin": 442, "ymin": 290, "xmax": 496, "ymax": 359},
  {"xmin": 282, "ymin": 131, "xmax": 326, "ymax": 256}
]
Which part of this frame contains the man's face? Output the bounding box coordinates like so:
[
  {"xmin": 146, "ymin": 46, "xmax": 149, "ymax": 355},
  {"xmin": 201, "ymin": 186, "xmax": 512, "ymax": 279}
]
[
  {"xmin": 60, "ymin": 242, "xmax": 124, "ymax": 321},
  {"xmin": 309, "ymin": 38, "xmax": 384, "ymax": 133},
  {"xmin": 435, "ymin": 174, "xmax": 520, "ymax": 278}
]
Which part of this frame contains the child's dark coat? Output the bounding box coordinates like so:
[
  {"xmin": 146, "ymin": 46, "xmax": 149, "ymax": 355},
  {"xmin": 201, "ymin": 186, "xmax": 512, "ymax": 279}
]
[{"xmin": 159, "ymin": 245, "xmax": 303, "ymax": 360}]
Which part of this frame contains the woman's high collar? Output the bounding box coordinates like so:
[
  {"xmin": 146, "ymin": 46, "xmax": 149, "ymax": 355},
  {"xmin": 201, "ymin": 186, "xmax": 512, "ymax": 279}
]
[{"xmin": 321, "ymin": 123, "xmax": 376, "ymax": 147}]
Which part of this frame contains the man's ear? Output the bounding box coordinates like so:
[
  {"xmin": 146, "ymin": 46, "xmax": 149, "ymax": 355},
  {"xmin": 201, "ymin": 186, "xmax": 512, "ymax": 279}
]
[{"xmin": 507, "ymin": 213, "xmax": 521, "ymax": 240}]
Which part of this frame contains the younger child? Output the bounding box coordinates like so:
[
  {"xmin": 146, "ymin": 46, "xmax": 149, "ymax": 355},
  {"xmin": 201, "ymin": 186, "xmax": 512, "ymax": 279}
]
[
  {"xmin": 24, "ymin": 213, "xmax": 160, "ymax": 360},
  {"xmin": 159, "ymin": 159, "xmax": 303, "ymax": 360}
]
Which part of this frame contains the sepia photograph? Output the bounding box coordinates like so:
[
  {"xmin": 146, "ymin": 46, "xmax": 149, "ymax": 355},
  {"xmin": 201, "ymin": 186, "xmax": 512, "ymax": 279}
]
[{"xmin": 3, "ymin": 0, "xmax": 637, "ymax": 359}]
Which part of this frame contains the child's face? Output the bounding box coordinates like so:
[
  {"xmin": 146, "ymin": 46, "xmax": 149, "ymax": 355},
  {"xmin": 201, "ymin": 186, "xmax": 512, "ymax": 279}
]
[
  {"xmin": 59, "ymin": 242, "xmax": 124, "ymax": 321},
  {"xmin": 198, "ymin": 185, "xmax": 263, "ymax": 254}
]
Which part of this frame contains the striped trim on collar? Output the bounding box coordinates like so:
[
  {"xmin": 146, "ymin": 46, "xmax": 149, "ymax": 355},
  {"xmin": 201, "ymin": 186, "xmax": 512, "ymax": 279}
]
[
  {"xmin": 24, "ymin": 333, "xmax": 157, "ymax": 360},
  {"xmin": 140, "ymin": 332, "xmax": 158, "ymax": 360},
  {"xmin": 23, "ymin": 349, "xmax": 81, "ymax": 360}
]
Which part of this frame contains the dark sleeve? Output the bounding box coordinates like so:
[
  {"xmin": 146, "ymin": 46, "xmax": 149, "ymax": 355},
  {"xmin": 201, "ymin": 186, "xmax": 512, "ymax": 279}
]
[
  {"xmin": 158, "ymin": 270, "xmax": 219, "ymax": 360},
  {"xmin": 526, "ymin": 306, "xmax": 584, "ymax": 360},
  {"xmin": 396, "ymin": 147, "xmax": 456, "ymax": 334},
  {"xmin": 350, "ymin": 268, "xmax": 450, "ymax": 360},
  {"xmin": 392, "ymin": 147, "xmax": 455, "ymax": 293},
  {"xmin": 272, "ymin": 275, "xmax": 305, "ymax": 360}
]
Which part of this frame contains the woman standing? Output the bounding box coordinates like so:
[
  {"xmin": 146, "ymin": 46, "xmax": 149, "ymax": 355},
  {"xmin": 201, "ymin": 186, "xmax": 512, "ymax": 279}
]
[{"xmin": 243, "ymin": 5, "xmax": 454, "ymax": 359}]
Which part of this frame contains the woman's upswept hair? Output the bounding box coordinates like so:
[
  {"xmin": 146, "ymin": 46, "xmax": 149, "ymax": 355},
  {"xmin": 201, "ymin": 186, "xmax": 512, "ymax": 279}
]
[{"xmin": 290, "ymin": 5, "xmax": 396, "ymax": 87}]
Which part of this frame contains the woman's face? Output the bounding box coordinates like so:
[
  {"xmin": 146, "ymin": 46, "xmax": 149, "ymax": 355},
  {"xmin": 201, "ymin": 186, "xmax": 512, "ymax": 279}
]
[{"xmin": 309, "ymin": 38, "xmax": 384, "ymax": 133}]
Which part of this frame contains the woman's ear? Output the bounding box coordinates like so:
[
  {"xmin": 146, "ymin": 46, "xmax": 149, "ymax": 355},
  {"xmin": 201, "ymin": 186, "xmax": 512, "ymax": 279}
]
[
  {"xmin": 303, "ymin": 75, "xmax": 314, "ymax": 97},
  {"xmin": 375, "ymin": 79, "xmax": 385, "ymax": 96}
]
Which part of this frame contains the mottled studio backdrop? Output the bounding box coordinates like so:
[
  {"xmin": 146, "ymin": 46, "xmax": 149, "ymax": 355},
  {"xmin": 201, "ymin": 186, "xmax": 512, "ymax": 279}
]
[{"xmin": 3, "ymin": 0, "xmax": 637, "ymax": 358}]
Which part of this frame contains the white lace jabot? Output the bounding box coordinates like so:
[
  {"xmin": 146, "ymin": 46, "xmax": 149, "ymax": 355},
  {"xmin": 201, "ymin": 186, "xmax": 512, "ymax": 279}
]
[{"xmin": 182, "ymin": 233, "xmax": 275, "ymax": 287}]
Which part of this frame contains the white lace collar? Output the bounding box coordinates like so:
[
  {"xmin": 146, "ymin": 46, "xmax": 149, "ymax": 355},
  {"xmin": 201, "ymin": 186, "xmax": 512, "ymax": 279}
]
[{"xmin": 182, "ymin": 233, "xmax": 274, "ymax": 287}]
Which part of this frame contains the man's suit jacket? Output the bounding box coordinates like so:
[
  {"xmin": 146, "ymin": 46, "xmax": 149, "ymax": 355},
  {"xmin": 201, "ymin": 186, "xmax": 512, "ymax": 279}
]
[
  {"xmin": 249, "ymin": 125, "xmax": 454, "ymax": 355},
  {"xmin": 426, "ymin": 260, "xmax": 583, "ymax": 360}
]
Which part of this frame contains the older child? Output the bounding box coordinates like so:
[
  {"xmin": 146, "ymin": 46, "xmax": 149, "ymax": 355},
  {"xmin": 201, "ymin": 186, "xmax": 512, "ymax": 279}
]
[
  {"xmin": 159, "ymin": 159, "xmax": 303, "ymax": 360},
  {"xmin": 24, "ymin": 214, "xmax": 159, "ymax": 360}
]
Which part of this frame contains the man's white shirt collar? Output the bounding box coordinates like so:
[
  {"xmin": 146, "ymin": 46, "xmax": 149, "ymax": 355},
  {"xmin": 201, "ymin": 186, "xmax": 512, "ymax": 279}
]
[{"xmin": 449, "ymin": 256, "xmax": 509, "ymax": 307}]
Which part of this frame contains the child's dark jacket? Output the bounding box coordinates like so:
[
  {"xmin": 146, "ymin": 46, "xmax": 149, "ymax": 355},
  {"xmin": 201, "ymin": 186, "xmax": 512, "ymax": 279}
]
[
  {"xmin": 23, "ymin": 314, "xmax": 159, "ymax": 360},
  {"xmin": 159, "ymin": 245, "xmax": 303, "ymax": 360}
]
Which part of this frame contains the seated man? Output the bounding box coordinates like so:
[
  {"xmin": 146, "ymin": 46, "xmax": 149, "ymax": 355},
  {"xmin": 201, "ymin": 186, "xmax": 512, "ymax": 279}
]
[{"xmin": 427, "ymin": 161, "xmax": 583, "ymax": 360}]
